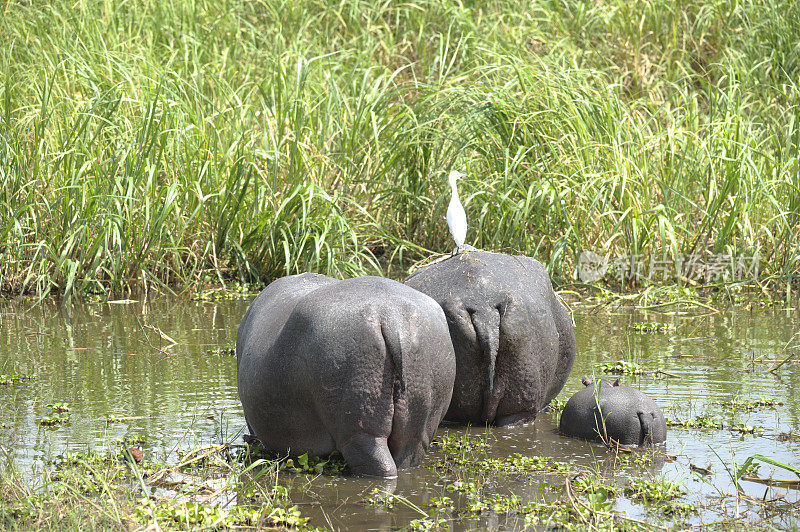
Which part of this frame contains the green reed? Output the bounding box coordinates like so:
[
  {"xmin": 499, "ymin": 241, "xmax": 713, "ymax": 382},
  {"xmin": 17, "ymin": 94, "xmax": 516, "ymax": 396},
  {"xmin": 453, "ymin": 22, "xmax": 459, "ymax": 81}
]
[{"xmin": 0, "ymin": 0, "xmax": 797, "ymax": 297}]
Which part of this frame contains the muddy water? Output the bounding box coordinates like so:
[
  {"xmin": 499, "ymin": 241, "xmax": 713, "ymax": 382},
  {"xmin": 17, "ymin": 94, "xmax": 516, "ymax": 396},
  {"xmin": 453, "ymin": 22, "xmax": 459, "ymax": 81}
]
[{"xmin": 1, "ymin": 297, "xmax": 798, "ymax": 528}]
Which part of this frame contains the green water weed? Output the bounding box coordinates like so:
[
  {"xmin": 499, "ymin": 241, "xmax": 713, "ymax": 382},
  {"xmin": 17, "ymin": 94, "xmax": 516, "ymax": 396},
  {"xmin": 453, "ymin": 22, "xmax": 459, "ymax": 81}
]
[
  {"xmin": 281, "ymin": 452, "xmax": 347, "ymax": 475},
  {"xmin": 730, "ymin": 424, "xmax": 765, "ymax": 435},
  {"xmin": 665, "ymin": 413, "xmax": 724, "ymax": 429},
  {"xmin": 546, "ymin": 398, "xmax": 567, "ymax": 413},
  {"xmin": 208, "ymin": 345, "xmax": 236, "ymax": 357},
  {"xmin": 717, "ymin": 397, "xmax": 783, "ymax": 412},
  {"xmin": 114, "ymin": 433, "xmax": 149, "ymax": 446},
  {"xmin": 433, "ymin": 432, "xmax": 490, "ymax": 457},
  {"xmin": 37, "ymin": 414, "xmax": 70, "ymax": 427},
  {"xmin": 625, "ymin": 476, "xmax": 682, "ymax": 504},
  {"xmin": 614, "ymin": 451, "xmax": 656, "ymax": 467},
  {"xmin": 630, "ymin": 322, "xmax": 676, "ymax": 333},
  {"xmin": 409, "ymin": 516, "xmax": 448, "ymax": 530},
  {"xmin": 480, "ymin": 454, "xmax": 571, "ymax": 476},
  {"xmin": 601, "ymin": 360, "xmax": 644, "ymax": 375},
  {"xmin": 0, "ymin": 442, "xmax": 318, "ymax": 530},
  {"xmin": 38, "ymin": 403, "xmax": 72, "ymax": 426},
  {"xmin": 425, "ymin": 496, "xmax": 453, "ymax": 509}
]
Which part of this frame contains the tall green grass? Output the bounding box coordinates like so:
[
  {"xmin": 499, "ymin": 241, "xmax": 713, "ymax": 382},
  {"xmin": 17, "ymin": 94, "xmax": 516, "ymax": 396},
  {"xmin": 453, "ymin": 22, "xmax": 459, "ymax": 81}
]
[{"xmin": 0, "ymin": 0, "xmax": 797, "ymax": 297}]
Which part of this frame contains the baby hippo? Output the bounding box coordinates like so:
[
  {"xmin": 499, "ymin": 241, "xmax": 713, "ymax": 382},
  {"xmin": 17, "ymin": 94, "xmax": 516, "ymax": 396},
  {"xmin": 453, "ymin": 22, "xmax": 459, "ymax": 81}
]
[{"xmin": 559, "ymin": 378, "xmax": 666, "ymax": 446}]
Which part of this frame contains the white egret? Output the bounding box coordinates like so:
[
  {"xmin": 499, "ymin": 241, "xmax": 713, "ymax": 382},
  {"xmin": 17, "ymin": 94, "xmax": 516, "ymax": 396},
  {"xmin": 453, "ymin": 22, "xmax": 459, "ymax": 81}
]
[{"xmin": 446, "ymin": 170, "xmax": 467, "ymax": 253}]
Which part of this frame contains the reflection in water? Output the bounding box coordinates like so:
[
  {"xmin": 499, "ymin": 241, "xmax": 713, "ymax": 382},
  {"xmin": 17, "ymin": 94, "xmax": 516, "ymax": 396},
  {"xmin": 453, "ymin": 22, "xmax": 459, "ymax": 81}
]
[
  {"xmin": 1, "ymin": 297, "xmax": 798, "ymax": 528},
  {"xmin": 0, "ymin": 298, "xmax": 250, "ymax": 469}
]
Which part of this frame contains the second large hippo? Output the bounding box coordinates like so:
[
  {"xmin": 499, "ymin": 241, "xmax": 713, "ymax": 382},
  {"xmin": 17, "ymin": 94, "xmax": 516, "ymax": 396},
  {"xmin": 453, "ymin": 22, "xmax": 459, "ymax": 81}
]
[
  {"xmin": 404, "ymin": 251, "xmax": 576, "ymax": 426},
  {"xmin": 237, "ymin": 274, "xmax": 456, "ymax": 478}
]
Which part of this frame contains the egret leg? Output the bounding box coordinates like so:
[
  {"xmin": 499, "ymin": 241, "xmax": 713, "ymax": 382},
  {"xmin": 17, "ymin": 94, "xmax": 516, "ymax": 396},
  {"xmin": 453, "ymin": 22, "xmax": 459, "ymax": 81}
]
[{"xmin": 451, "ymin": 245, "xmax": 476, "ymax": 255}]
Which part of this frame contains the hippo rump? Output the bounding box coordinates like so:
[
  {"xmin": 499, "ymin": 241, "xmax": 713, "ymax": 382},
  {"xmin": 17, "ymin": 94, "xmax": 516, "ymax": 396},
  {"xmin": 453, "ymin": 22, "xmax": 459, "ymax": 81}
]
[
  {"xmin": 559, "ymin": 379, "xmax": 667, "ymax": 446},
  {"xmin": 404, "ymin": 251, "xmax": 576, "ymax": 426},
  {"xmin": 236, "ymin": 273, "xmax": 456, "ymax": 478}
]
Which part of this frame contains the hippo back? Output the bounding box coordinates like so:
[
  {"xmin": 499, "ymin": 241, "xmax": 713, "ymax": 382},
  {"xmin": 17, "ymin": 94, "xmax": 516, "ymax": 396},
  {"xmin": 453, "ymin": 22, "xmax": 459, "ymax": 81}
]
[
  {"xmin": 404, "ymin": 251, "xmax": 575, "ymax": 425},
  {"xmin": 559, "ymin": 380, "xmax": 667, "ymax": 445},
  {"xmin": 236, "ymin": 274, "xmax": 456, "ymax": 475},
  {"xmin": 236, "ymin": 273, "xmax": 335, "ymax": 370}
]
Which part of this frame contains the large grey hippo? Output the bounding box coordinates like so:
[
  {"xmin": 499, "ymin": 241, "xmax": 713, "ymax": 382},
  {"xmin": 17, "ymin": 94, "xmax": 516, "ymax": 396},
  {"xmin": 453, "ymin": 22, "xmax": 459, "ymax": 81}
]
[
  {"xmin": 559, "ymin": 378, "xmax": 667, "ymax": 446},
  {"xmin": 404, "ymin": 251, "xmax": 575, "ymax": 426},
  {"xmin": 236, "ymin": 274, "xmax": 456, "ymax": 478}
]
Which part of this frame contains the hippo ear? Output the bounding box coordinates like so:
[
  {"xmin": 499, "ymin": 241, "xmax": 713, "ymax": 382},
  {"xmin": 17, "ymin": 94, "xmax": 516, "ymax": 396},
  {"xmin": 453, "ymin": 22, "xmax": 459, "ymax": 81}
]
[
  {"xmin": 581, "ymin": 375, "xmax": 593, "ymax": 387},
  {"xmin": 612, "ymin": 378, "xmax": 620, "ymax": 387}
]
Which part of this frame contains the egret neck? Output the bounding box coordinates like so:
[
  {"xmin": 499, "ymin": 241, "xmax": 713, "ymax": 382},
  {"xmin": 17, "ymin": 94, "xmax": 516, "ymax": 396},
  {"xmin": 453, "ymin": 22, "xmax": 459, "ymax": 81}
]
[{"xmin": 446, "ymin": 171, "xmax": 467, "ymax": 252}]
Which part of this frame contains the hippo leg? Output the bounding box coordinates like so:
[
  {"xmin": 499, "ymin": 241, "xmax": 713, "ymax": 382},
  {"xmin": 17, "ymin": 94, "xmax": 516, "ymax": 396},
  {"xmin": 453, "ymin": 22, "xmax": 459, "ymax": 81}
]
[
  {"xmin": 386, "ymin": 394, "xmax": 429, "ymax": 470},
  {"xmin": 495, "ymin": 412, "xmax": 535, "ymax": 426},
  {"xmin": 390, "ymin": 439, "xmax": 426, "ymax": 470},
  {"xmin": 339, "ymin": 433, "xmax": 397, "ymax": 478}
]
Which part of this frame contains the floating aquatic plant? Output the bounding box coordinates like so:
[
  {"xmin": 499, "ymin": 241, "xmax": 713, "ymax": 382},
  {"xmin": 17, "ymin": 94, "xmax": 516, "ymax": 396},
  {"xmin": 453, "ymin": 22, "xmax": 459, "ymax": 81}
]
[
  {"xmin": 630, "ymin": 322, "xmax": 676, "ymax": 333},
  {"xmin": 600, "ymin": 360, "xmax": 644, "ymax": 375},
  {"xmin": 665, "ymin": 413, "xmax": 724, "ymax": 430}
]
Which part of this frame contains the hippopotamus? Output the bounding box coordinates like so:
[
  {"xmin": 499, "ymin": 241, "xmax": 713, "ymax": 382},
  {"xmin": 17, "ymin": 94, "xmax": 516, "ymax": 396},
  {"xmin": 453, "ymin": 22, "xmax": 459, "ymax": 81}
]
[
  {"xmin": 236, "ymin": 273, "xmax": 456, "ymax": 478},
  {"xmin": 404, "ymin": 251, "xmax": 576, "ymax": 426},
  {"xmin": 559, "ymin": 378, "xmax": 667, "ymax": 446}
]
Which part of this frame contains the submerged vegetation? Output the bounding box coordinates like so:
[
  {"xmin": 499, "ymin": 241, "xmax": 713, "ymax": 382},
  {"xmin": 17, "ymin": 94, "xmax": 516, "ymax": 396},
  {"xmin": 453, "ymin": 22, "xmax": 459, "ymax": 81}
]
[
  {"xmin": 0, "ymin": 436, "xmax": 676, "ymax": 530},
  {"xmin": 3, "ymin": 429, "xmax": 794, "ymax": 530},
  {"xmin": 0, "ymin": 0, "xmax": 798, "ymax": 299},
  {"xmin": 0, "ymin": 444, "xmax": 313, "ymax": 530}
]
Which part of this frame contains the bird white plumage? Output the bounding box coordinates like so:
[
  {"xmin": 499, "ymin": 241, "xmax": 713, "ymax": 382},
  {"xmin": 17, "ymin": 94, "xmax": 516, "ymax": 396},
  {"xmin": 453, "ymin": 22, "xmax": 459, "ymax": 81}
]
[{"xmin": 446, "ymin": 170, "xmax": 467, "ymax": 251}]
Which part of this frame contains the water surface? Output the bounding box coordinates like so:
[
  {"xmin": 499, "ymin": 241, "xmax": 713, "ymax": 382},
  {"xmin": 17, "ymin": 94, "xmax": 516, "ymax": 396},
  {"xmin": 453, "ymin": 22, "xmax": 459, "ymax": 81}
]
[{"xmin": 1, "ymin": 297, "xmax": 798, "ymax": 528}]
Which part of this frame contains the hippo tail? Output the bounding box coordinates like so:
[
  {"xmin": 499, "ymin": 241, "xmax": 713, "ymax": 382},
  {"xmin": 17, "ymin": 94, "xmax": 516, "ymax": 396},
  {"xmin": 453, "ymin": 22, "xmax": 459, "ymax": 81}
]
[
  {"xmin": 469, "ymin": 307, "xmax": 501, "ymax": 422},
  {"xmin": 380, "ymin": 318, "xmax": 407, "ymax": 393},
  {"xmin": 637, "ymin": 411, "xmax": 654, "ymax": 445}
]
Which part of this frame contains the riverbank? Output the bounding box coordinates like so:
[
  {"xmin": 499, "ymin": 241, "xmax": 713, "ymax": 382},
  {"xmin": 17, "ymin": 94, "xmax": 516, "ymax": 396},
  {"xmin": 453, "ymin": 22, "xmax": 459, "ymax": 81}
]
[{"xmin": 3, "ymin": 274, "xmax": 797, "ymax": 316}]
